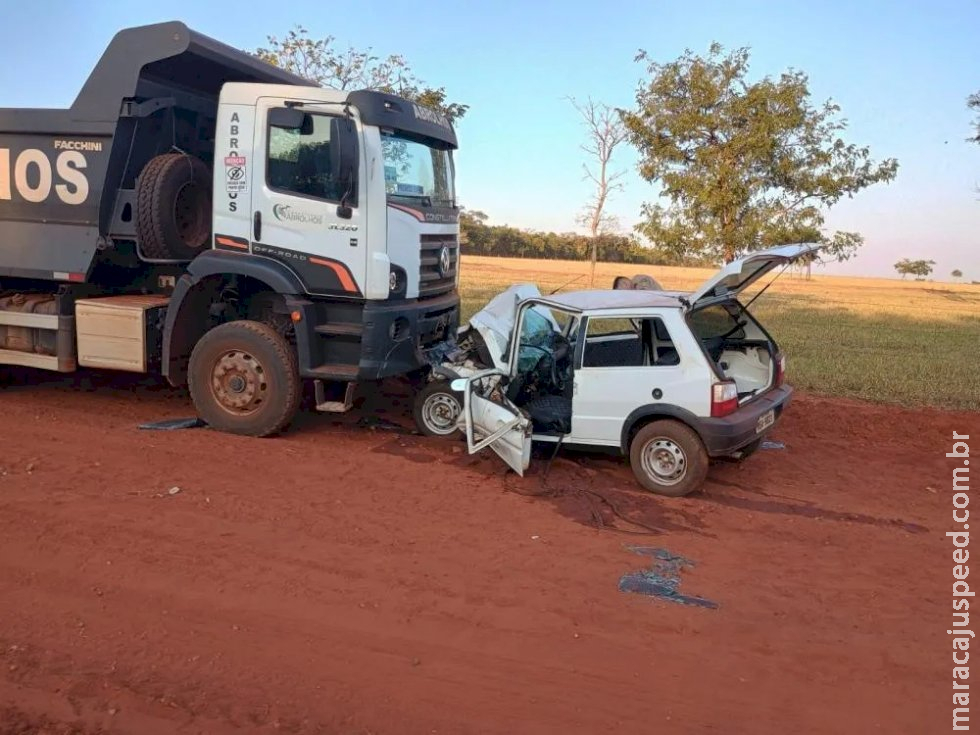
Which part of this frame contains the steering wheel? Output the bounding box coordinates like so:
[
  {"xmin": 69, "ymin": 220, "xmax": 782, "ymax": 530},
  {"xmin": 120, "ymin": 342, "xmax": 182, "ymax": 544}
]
[{"xmin": 519, "ymin": 343, "xmax": 554, "ymax": 382}]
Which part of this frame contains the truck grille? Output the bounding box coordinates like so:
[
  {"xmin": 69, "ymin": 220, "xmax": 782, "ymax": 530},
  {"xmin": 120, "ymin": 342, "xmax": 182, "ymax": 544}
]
[{"xmin": 419, "ymin": 235, "xmax": 458, "ymax": 298}]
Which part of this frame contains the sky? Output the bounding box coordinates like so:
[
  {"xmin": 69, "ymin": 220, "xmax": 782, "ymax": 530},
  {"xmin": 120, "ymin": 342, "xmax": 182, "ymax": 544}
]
[{"xmin": 1, "ymin": 0, "xmax": 978, "ymax": 279}]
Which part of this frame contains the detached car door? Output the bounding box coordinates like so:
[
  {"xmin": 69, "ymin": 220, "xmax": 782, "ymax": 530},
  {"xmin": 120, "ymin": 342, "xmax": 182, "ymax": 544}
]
[{"xmin": 452, "ymin": 371, "xmax": 532, "ymax": 476}]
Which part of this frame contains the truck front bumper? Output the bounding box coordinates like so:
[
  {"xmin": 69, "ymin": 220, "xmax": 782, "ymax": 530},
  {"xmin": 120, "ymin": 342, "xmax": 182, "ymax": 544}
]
[
  {"xmin": 695, "ymin": 385, "xmax": 793, "ymax": 457},
  {"xmin": 358, "ymin": 292, "xmax": 460, "ymax": 380}
]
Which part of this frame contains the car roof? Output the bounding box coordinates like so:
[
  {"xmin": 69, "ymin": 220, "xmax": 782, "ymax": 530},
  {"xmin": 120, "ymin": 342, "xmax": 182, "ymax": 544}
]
[{"xmin": 532, "ymin": 289, "xmax": 688, "ymax": 312}]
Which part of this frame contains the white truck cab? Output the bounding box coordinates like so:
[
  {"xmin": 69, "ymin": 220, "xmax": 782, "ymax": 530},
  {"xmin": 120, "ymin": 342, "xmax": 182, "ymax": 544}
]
[
  {"xmin": 1, "ymin": 22, "xmax": 462, "ymax": 437},
  {"xmin": 431, "ymin": 244, "xmax": 819, "ymax": 496}
]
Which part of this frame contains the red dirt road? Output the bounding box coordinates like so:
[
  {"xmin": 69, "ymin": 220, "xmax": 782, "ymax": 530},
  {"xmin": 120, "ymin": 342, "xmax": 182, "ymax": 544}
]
[{"xmin": 0, "ymin": 370, "xmax": 972, "ymax": 734}]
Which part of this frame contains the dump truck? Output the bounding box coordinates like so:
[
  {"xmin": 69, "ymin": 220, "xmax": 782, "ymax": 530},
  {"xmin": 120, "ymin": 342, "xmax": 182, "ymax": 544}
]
[{"xmin": 0, "ymin": 21, "xmax": 461, "ymax": 435}]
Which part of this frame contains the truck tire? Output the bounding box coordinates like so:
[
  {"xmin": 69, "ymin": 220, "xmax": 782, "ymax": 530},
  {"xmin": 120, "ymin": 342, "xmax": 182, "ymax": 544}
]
[
  {"xmin": 136, "ymin": 153, "xmax": 212, "ymax": 260},
  {"xmin": 188, "ymin": 320, "xmax": 301, "ymax": 437},
  {"xmin": 413, "ymin": 380, "xmax": 464, "ymax": 438},
  {"xmin": 629, "ymin": 420, "xmax": 709, "ymax": 497}
]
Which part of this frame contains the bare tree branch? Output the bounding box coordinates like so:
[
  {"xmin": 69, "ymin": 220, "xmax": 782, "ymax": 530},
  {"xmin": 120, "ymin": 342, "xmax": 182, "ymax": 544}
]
[{"xmin": 569, "ymin": 96, "xmax": 629, "ymax": 285}]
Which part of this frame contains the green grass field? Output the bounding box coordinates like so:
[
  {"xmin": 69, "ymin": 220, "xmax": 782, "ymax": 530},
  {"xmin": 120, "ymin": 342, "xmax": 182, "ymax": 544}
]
[{"xmin": 458, "ymin": 255, "xmax": 980, "ymax": 411}]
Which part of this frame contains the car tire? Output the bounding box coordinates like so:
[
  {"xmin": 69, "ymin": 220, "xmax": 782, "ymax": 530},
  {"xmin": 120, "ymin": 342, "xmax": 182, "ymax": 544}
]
[
  {"xmin": 629, "ymin": 420, "xmax": 709, "ymax": 497},
  {"xmin": 413, "ymin": 380, "xmax": 464, "ymax": 438},
  {"xmin": 136, "ymin": 153, "xmax": 212, "ymax": 260},
  {"xmin": 188, "ymin": 320, "xmax": 301, "ymax": 437}
]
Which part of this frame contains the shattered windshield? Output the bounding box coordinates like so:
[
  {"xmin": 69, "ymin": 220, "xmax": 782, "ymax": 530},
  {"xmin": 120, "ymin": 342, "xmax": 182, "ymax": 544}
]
[{"xmin": 517, "ymin": 309, "xmax": 558, "ymax": 372}]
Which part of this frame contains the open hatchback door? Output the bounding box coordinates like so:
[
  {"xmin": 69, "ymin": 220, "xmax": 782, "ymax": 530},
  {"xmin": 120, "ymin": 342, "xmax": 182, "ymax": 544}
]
[
  {"xmin": 687, "ymin": 243, "xmax": 822, "ymax": 308},
  {"xmin": 451, "ymin": 372, "xmax": 532, "ymax": 475}
]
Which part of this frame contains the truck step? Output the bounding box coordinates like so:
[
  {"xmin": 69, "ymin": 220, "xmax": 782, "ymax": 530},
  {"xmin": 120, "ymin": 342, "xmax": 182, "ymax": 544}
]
[
  {"xmin": 306, "ymin": 363, "xmax": 359, "ymax": 381},
  {"xmin": 314, "ymin": 323, "xmax": 363, "ymax": 337},
  {"xmin": 314, "ymin": 380, "xmax": 356, "ymax": 413}
]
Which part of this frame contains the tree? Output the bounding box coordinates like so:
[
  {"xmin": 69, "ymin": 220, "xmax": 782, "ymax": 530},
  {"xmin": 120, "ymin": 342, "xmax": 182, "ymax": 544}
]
[
  {"xmin": 894, "ymin": 258, "xmax": 935, "ymax": 279},
  {"xmin": 568, "ymin": 97, "xmax": 629, "ymax": 285},
  {"xmin": 952, "ymin": 269, "xmax": 964, "ymax": 280},
  {"xmin": 622, "ymin": 44, "xmax": 899, "ymax": 264},
  {"xmin": 255, "ymin": 27, "xmax": 467, "ymax": 123},
  {"xmin": 969, "ymin": 91, "xmax": 980, "ymax": 144}
]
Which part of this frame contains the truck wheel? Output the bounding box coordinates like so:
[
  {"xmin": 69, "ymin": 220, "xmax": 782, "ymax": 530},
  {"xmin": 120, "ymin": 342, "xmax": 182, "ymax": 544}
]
[
  {"xmin": 136, "ymin": 153, "xmax": 212, "ymax": 260},
  {"xmin": 413, "ymin": 380, "xmax": 463, "ymax": 438},
  {"xmin": 629, "ymin": 420, "xmax": 709, "ymax": 497},
  {"xmin": 188, "ymin": 320, "xmax": 301, "ymax": 437}
]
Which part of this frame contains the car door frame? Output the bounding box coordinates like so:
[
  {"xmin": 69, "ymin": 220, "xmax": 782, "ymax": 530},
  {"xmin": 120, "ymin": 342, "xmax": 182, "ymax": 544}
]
[
  {"xmin": 452, "ymin": 369, "xmax": 533, "ymax": 475},
  {"xmin": 568, "ymin": 310, "xmax": 704, "ymax": 447}
]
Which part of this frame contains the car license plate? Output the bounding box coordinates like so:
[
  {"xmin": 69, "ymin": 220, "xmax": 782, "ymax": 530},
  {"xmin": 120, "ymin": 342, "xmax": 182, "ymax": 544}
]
[{"xmin": 756, "ymin": 409, "xmax": 775, "ymax": 434}]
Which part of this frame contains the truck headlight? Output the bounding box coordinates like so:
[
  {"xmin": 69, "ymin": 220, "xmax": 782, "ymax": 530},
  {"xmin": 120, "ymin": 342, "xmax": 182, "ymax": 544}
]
[{"xmin": 388, "ymin": 265, "xmax": 407, "ymax": 298}]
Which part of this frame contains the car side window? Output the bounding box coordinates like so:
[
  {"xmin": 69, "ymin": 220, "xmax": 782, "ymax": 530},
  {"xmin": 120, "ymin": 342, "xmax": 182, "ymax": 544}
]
[
  {"xmin": 267, "ymin": 112, "xmax": 346, "ymax": 202},
  {"xmin": 582, "ymin": 316, "xmax": 679, "ymax": 368},
  {"xmin": 651, "ymin": 318, "xmax": 680, "ymax": 366},
  {"xmin": 582, "ymin": 317, "xmax": 644, "ymax": 367}
]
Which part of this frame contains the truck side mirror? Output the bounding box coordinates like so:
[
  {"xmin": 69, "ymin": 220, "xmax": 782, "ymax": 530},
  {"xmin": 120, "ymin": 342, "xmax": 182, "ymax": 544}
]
[{"xmin": 330, "ymin": 116, "xmax": 359, "ymax": 218}]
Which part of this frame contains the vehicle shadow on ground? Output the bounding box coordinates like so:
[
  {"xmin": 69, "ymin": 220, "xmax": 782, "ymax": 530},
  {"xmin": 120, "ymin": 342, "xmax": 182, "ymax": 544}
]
[
  {"xmin": 4, "ymin": 367, "xmax": 925, "ymax": 537},
  {"xmin": 701, "ymin": 470, "xmax": 928, "ymax": 534},
  {"xmin": 0, "ymin": 366, "xmax": 187, "ymax": 401},
  {"xmin": 508, "ymin": 451, "xmax": 710, "ymax": 537}
]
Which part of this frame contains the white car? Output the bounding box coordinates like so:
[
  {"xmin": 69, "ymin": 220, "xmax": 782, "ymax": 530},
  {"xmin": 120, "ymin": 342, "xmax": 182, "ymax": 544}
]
[{"xmin": 414, "ymin": 244, "xmax": 819, "ymax": 496}]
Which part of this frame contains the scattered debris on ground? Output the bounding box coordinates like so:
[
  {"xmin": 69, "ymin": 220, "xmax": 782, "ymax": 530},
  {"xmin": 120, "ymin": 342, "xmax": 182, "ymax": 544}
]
[
  {"xmin": 138, "ymin": 417, "xmax": 206, "ymax": 431},
  {"xmin": 619, "ymin": 547, "xmax": 718, "ymax": 609}
]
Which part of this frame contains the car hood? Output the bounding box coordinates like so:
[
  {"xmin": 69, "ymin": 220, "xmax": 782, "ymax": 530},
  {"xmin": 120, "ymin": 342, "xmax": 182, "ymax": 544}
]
[
  {"xmin": 688, "ymin": 243, "xmax": 822, "ymax": 308},
  {"xmin": 467, "ymin": 284, "xmax": 558, "ymax": 368}
]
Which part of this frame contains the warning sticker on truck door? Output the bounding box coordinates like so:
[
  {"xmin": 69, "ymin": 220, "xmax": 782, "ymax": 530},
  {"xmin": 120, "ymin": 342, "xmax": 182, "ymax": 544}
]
[{"xmin": 224, "ymin": 156, "xmax": 247, "ymax": 193}]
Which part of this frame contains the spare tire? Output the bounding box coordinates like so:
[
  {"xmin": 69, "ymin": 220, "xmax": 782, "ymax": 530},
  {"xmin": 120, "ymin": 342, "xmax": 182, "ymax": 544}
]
[
  {"xmin": 631, "ymin": 274, "xmax": 663, "ymax": 291},
  {"xmin": 136, "ymin": 153, "xmax": 212, "ymax": 260}
]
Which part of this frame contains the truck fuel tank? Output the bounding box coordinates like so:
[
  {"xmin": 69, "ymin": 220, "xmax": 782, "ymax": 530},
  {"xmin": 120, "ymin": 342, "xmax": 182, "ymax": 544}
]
[{"xmin": 0, "ymin": 293, "xmax": 59, "ymax": 354}]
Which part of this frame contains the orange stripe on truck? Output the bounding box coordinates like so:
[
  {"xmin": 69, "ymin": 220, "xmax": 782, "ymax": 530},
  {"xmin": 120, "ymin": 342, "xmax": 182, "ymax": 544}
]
[
  {"xmin": 309, "ymin": 257, "xmax": 357, "ymax": 292},
  {"xmin": 215, "ymin": 236, "xmax": 248, "ymax": 250}
]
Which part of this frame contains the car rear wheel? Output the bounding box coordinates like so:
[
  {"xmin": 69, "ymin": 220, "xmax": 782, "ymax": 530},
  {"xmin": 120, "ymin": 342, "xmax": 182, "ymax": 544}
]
[{"xmin": 629, "ymin": 420, "xmax": 708, "ymax": 497}]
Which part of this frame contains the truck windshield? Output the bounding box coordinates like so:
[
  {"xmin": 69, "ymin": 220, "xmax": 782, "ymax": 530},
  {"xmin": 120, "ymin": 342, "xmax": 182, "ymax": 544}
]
[{"xmin": 381, "ymin": 132, "xmax": 455, "ymax": 205}]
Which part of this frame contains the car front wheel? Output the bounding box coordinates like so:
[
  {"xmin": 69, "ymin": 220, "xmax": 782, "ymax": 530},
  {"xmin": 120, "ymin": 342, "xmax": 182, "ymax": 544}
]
[
  {"xmin": 629, "ymin": 420, "xmax": 709, "ymax": 497},
  {"xmin": 413, "ymin": 380, "xmax": 464, "ymax": 438}
]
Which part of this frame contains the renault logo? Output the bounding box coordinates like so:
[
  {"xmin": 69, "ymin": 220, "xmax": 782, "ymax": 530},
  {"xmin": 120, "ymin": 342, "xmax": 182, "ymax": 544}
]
[{"xmin": 438, "ymin": 246, "xmax": 452, "ymax": 277}]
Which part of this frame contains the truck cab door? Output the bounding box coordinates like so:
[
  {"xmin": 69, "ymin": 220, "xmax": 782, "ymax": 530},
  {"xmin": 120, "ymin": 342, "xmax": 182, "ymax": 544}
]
[
  {"xmin": 249, "ymin": 98, "xmax": 367, "ymax": 297},
  {"xmin": 451, "ymin": 372, "xmax": 532, "ymax": 476}
]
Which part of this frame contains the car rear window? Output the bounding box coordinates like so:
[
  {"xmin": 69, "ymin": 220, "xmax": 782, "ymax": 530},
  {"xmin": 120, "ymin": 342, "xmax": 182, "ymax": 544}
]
[{"xmin": 688, "ymin": 303, "xmax": 745, "ymax": 340}]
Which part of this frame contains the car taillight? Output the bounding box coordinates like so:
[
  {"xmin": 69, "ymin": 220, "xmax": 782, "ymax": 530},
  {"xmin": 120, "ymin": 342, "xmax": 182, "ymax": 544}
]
[
  {"xmin": 775, "ymin": 353, "xmax": 786, "ymax": 387},
  {"xmin": 711, "ymin": 381, "xmax": 739, "ymax": 417}
]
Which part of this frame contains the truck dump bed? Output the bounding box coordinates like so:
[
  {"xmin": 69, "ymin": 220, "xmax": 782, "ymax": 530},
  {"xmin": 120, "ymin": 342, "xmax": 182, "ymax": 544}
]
[{"xmin": 0, "ymin": 21, "xmax": 310, "ymax": 283}]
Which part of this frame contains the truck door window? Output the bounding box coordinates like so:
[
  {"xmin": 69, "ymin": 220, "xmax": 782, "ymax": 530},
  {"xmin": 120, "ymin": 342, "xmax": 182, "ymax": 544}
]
[{"xmin": 267, "ymin": 112, "xmax": 346, "ymax": 203}]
